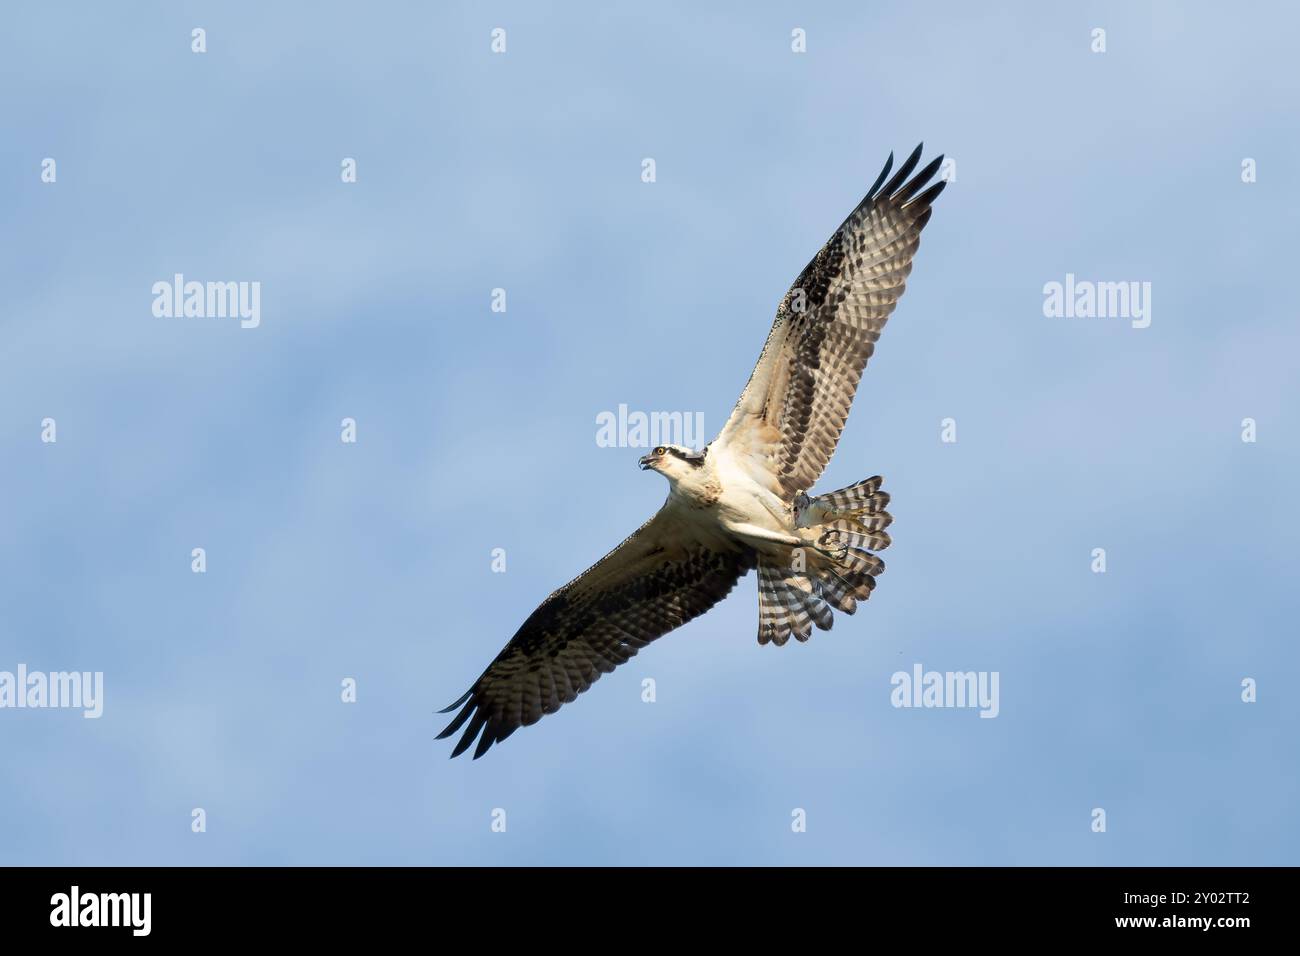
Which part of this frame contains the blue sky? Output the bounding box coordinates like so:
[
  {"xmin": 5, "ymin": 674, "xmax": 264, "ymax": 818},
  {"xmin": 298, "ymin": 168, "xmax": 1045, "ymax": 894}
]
[{"xmin": 2, "ymin": 1, "xmax": 1297, "ymax": 865}]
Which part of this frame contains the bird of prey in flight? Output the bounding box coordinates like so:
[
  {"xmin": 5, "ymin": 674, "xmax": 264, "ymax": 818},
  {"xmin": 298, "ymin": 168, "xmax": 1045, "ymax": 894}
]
[{"xmin": 440, "ymin": 144, "xmax": 946, "ymax": 758}]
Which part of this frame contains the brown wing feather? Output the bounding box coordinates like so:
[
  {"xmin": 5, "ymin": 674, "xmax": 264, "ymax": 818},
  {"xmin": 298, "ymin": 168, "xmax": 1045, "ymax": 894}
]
[
  {"xmin": 438, "ymin": 507, "xmax": 753, "ymax": 758},
  {"xmin": 718, "ymin": 144, "xmax": 946, "ymax": 498}
]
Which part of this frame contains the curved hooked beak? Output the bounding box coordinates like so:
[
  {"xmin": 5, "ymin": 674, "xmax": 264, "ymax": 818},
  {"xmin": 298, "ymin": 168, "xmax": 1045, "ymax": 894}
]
[{"xmin": 638, "ymin": 453, "xmax": 660, "ymax": 471}]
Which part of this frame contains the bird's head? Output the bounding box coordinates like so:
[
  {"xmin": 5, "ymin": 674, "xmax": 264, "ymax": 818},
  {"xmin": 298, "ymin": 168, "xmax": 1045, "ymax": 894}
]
[{"xmin": 638, "ymin": 444, "xmax": 706, "ymax": 482}]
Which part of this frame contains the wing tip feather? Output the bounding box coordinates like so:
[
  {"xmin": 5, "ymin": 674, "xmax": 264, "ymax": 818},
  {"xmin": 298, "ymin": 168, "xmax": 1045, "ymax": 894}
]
[
  {"xmin": 879, "ymin": 143, "xmax": 923, "ymax": 197},
  {"xmin": 860, "ymin": 143, "xmax": 946, "ymax": 221},
  {"xmin": 865, "ymin": 151, "xmax": 895, "ymax": 201},
  {"xmin": 437, "ymin": 687, "xmax": 474, "ymax": 714}
]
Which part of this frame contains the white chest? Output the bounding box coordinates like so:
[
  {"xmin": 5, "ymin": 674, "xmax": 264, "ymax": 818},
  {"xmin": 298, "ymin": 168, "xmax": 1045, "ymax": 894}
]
[{"xmin": 708, "ymin": 448, "xmax": 792, "ymax": 532}]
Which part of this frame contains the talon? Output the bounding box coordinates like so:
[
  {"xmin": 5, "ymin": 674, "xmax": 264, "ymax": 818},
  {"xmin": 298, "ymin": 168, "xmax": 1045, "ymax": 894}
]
[{"xmin": 815, "ymin": 531, "xmax": 849, "ymax": 563}]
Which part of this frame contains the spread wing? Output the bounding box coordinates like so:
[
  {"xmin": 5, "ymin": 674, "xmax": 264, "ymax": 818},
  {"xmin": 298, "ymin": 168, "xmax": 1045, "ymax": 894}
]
[
  {"xmin": 716, "ymin": 144, "xmax": 946, "ymax": 499},
  {"xmin": 438, "ymin": 507, "xmax": 753, "ymax": 759}
]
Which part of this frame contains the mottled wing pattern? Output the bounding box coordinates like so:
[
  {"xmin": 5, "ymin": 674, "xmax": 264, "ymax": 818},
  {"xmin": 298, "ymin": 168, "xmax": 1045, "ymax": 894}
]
[
  {"xmin": 717, "ymin": 145, "xmax": 946, "ymax": 498},
  {"xmin": 438, "ymin": 508, "xmax": 753, "ymax": 759}
]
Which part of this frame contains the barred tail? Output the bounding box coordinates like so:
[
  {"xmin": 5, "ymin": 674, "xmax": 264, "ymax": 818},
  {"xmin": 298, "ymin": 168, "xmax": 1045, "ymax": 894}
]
[
  {"xmin": 757, "ymin": 476, "xmax": 893, "ymax": 646},
  {"xmin": 757, "ymin": 560, "xmax": 834, "ymax": 646}
]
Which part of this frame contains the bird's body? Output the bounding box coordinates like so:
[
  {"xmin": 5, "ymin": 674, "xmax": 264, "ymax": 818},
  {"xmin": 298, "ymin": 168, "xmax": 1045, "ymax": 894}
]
[
  {"xmin": 441, "ymin": 145, "xmax": 947, "ymax": 758},
  {"xmin": 668, "ymin": 445, "xmax": 816, "ymax": 558}
]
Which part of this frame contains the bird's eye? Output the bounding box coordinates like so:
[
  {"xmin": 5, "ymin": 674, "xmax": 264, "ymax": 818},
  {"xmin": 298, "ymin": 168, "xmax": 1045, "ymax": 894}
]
[{"xmin": 654, "ymin": 446, "xmax": 665, "ymax": 456}]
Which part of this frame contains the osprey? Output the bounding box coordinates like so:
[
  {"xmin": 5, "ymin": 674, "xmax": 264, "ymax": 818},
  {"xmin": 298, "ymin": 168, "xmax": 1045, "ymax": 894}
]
[{"xmin": 440, "ymin": 145, "xmax": 946, "ymax": 758}]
